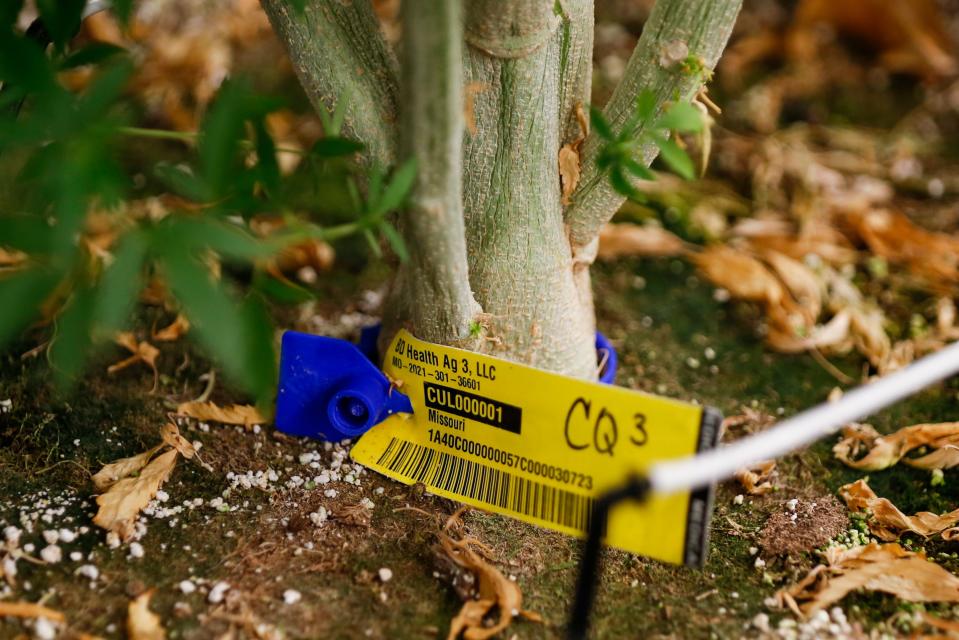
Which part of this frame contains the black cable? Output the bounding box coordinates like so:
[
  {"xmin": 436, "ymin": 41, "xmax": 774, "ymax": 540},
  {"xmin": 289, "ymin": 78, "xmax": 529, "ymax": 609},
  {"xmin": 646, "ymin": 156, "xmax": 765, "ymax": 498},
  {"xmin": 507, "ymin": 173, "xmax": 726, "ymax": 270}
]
[{"xmin": 567, "ymin": 475, "xmax": 650, "ymax": 640}]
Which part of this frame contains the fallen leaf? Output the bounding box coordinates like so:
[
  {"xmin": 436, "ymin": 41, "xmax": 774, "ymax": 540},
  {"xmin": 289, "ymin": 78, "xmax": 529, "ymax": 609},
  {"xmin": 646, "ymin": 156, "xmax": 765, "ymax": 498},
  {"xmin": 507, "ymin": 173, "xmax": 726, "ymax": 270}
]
[
  {"xmin": 558, "ymin": 144, "xmax": 581, "ymax": 206},
  {"xmin": 108, "ymin": 332, "xmax": 160, "ymax": 392},
  {"xmin": 789, "ymin": 0, "xmax": 956, "ymax": 79},
  {"xmin": 94, "ymin": 449, "xmax": 178, "ymax": 541},
  {"xmin": 693, "ymin": 245, "xmax": 784, "ymax": 307},
  {"xmin": 734, "ymin": 460, "xmax": 776, "ymax": 495},
  {"xmin": 438, "ymin": 532, "xmax": 539, "ymax": 640},
  {"xmin": 834, "ymin": 422, "xmax": 959, "ymax": 471},
  {"xmin": 0, "ymin": 601, "xmax": 66, "ymax": 622},
  {"xmin": 160, "ymin": 422, "xmax": 196, "ymax": 459},
  {"xmin": 559, "ymin": 103, "xmax": 587, "ymax": 206},
  {"xmin": 597, "ymin": 223, "xmax": 688, "ymax": 260},
  {"xmin": 128, "ymin": 591, "xmax": 165, "ymax": 640},
  {"xmin": 844, "ymin": 209, "xmax": 959, "ymax": 288},
  {"xmin": 91, "ymin": 445, "xmax": 164, "ymax": 492},
  {"xmin": 777, "ymin": 542, "xmax": 959, "ymax": 615},
  {"xmin": 176, "ymin": 400, "xmax": 266, "ymax": 427},
  {"xmin": 766, "ymin": 309, "xmax": 852, "ymax": 354},
  {"xmin": 152, "ymin": 314, "xmax": 190, "ymax": 341},
  {"xmin": 840, "ymin": 479, "xmax": 959, "ymax": 541},
  {"xmin": 762, "ymin": 250, "xmax": 822, "ymax": 324}
]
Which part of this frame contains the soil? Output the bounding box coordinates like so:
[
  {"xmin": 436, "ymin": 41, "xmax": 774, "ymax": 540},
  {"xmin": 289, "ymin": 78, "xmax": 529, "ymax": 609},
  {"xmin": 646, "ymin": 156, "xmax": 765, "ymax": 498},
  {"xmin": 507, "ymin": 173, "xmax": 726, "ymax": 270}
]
[{"xmin": 3, "ymin": 260, "xmax": 959, "ymax": 639}]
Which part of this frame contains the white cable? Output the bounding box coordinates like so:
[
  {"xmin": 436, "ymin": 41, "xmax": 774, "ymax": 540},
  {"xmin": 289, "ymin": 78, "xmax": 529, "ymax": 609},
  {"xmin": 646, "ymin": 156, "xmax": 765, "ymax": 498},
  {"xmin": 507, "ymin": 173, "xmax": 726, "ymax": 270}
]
[{"xmin": 649, "ymin": 340, "xmax": 959, "ymax": 495}]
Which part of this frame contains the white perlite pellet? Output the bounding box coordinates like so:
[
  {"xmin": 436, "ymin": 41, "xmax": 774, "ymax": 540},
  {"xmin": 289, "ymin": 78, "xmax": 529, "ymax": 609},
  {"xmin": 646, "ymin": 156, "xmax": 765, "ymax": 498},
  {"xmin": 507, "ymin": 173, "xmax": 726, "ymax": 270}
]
[
  {"xmin": 179, "ymin": 580, "xmax": 196, "ymax": 594},
  {"xmin": 76, "ymin": 564, "xmax": 99, "ymax": 581},
  {"xmin": 378, "ymin": 568, "xmax": 393, "ymax": 583},
  {"xmin": 40, "ymin": 545, "xmax": 62, "ymax": 564},
  {"xmin": 208, "ymin": 581, "xmax": 230, "ymax": 603},
  {"xmin": 129, "ymin": 542, "xmax": 145, "ymax": 559},
  {"xmin": 283, "ymin": 589, "xmax": 302, "ymax": 605}
]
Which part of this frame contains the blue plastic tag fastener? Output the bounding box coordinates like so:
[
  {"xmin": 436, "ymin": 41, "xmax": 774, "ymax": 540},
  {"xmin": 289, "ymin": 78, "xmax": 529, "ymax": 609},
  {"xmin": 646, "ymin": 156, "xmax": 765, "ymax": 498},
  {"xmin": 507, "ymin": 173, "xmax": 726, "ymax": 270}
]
[{"xmin": 275, "ymin": 328, "xmax": 618, "ymax": 441}]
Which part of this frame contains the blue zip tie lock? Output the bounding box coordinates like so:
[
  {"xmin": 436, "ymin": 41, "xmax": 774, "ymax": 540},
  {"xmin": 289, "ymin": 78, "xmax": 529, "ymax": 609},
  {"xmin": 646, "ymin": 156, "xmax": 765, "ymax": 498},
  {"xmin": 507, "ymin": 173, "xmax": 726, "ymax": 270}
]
[{"xmin": 275, "ymin": 326, "xmax": 618, "ymax": 441}]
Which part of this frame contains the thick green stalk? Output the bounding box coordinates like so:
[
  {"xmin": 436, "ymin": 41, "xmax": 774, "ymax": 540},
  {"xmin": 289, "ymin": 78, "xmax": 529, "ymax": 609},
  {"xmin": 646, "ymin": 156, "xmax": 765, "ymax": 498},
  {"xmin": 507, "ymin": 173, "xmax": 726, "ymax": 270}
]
[
  {"xmin": 565, "ymin": 0, "xmax": 742, "ymax": 250},
  {"xmin": 381, "ymin": 0, "xmax": 480, "ymax": 347},
  {"xmin": 461, "ymin": 0, "xmax": 597, "ymax": 378},
  {"xmin": 259, "ymin": 0, "xmax": 399, "ymax": 168}
]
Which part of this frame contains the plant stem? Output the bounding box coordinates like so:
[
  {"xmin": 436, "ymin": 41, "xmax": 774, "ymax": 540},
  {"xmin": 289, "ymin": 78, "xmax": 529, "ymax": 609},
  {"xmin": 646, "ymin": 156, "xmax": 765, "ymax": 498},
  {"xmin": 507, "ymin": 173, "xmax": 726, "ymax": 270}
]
[
  {"xmin": 259, "ymin": 0, "xmax": 399, "ymax": 168},
  {"xmin": 564, "ymin": 0, "xmax": 742, "ymax": 250},
  {"xmin": 381, "ymin": 0, "xmax": 480, "ymax": 347}
]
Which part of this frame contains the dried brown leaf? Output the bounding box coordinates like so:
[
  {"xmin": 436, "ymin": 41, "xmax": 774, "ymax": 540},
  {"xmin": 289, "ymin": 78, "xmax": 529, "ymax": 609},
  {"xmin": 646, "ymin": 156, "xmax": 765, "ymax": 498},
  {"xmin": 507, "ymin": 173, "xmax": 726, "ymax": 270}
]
[
  {"xmin": 176, "ymin": 401, "xmax": 266, "ymax": 427},
  {"xmin": 558, "ymin": 144, "xmax": 581, "ymax": 206},
  {"xmin": 439, "ymin": 533, "xmax": 538, "ymax": 640},
  {"xmin": 160, "ymin": 422, "xmax": 195, "ymax": 459},
  {"xmin": 0, "ymin": 601, "xmax": 66, "ymax": 622},
  {"xmin": 766, "ymin": 309, "xmax": 852, "ymax": 354},
  {"xmin": 693, "ymin": 245, "xmax": 784, "ymax": 307},
  {"xmin": 763, "ymin": 250, "xmax": 822, "ymax": 324},
  {"xmin": 734, "ymin": 460, "xmax": 776, "ymax": 495},
  {"xmin": 597, "ymin": 224, "xmax": 688, "ymax": 260},
  {"xmin": 152, "ymin": 314, "xmax": 190, "ymax": 342},
  {"xmin": 94, "ymin": 449, "xmax": 178, "ymax": 541},
  {"xmin": 840, "ymin": 479, "xmax": 959, "ymax": 540},
  {"xmin": 91, "ymin": 445, "xmax": 164, "ymax": 492},
  {"xmin": 128, "ymin": 591, "xmax": 165, "ymax": 640},
  {"xmin": 108, "ymin": 332, "xmax": 160, "ymax": 391},
  {"xmin": 0, "ymin": 247, "xmax": 27, "ymax": 267},
  {"xmin": 833, "ymin": 422, "xmax": 959, "ymax": 471},
  {"xmin": 777, "ymin": 542, "xmax": 959, "ymax": 615},
  {"xmin": 559, "ymin": 104, "xmax": 588, "ymax": 206},
  {"xmin": 790, "ymin": 0, "xmax": 956, "ymax": 79}
]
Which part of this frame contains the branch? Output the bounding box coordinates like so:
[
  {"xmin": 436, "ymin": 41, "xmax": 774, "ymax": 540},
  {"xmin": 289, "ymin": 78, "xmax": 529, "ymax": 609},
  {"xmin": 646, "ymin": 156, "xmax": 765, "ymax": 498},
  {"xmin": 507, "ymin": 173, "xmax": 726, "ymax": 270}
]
[
  {"xmin": 259, "ymin": 0, "xmax": 399, "ymax": 167},
  {"xmin": 387, "ymin": 0, "xmax": 479, "ymax": 344},
  {"xmin": 564, "ymin": 0, "xmax": 742, "ymax": 249}
]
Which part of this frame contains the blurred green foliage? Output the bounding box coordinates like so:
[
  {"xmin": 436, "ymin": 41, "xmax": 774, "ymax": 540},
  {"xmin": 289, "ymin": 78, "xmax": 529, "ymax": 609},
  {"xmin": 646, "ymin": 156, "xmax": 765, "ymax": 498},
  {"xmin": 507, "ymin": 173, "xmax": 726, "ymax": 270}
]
[
  {"xmin": 0, "ymin": 2, "xmax": 412, "ymax": 409},
  {"xmin": 592, "ymin": 90, "xmax": 705, "ymax": 199}
]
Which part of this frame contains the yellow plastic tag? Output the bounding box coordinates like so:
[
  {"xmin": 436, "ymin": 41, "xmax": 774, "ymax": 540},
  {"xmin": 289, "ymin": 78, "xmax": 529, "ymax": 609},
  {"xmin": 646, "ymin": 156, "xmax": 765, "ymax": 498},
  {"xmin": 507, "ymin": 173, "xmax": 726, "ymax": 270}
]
[{"xmin": 351, "ymin": 329, "xmax": 720, "ymax": 566}]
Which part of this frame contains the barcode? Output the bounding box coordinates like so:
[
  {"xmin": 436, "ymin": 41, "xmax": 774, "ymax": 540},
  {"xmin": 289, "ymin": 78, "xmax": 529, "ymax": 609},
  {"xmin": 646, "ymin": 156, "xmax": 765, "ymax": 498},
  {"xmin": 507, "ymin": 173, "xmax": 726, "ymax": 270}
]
[{"xmin": 376, "ymin": 438, "xmax": 593, "ymax": 532}]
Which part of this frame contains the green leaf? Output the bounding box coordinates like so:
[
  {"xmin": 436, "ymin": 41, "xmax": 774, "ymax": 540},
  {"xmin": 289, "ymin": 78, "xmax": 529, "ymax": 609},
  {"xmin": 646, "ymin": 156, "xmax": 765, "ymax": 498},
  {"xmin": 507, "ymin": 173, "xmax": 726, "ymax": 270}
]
[
  {"xmin": 110, "ymin": 0, "xmax": 135, "ymax": 24},
  {"xmin": 654, "ymin": 135, "xmax": 696, "ymax": 180},
  {"xmin": 589, "ymin": 106, "xmax": 613, "ymax": 141},
  {"xmin": 199, "ymin": 81, "xmax": 247, "ymax": 195},
  {"xmin": 362, "ymin": 228, "xmax": 382, "ymax": 258},
  {"xmin": 0, "ymin": 268, "xmax": 59, "ymax": 350},
  {"xmin": 311, "ymin": 137, "xmax": 364, "ymax": 158},
  {"xmin": 372, "ymin": 158, "xmax": 417, "ymax": 216},
  {"xmin": 50, "ymin": 285, "xmax": 96, "ymax": 386},
  {"xmin": 251, "ymin": 269, "xmax": 314, "ymax": 304},
  {"xmin": 636, "ymin": 90, "xmax": 657, "ymax": 122},
  {"xmin": 60, "ymin": 43, "xmax": 127, "ymax": 70},
  {"xmin": 156, "ymin": 217, "xmax": 272, "ymax": 261},
  {"xmin": 0, "ymin": 0, "xmax": 25, "ymax": 29},
  {"xmin": 251, "ymin": 115, "xmax": 280, "ymax": 197},
  {"xmin": 160, "ymin": 247, "xmax": 276, "ymax": 405},
  {"xmin": 94, "ymin": 229, "xmax": 147, "ymax": 335},
  {"xmin": 608, "ymin": 167, "xmax": 638, "ymax": 200},
  {"xmin": 153, "ymin": 162, "xmax": 210, "ymax": 202},
  {"xmin": 379, "ymin": 221, "xmax": 408, "ymax": 262},
  {"xmin": 0, "ymin": 32, "xmax": 61, "ymax": 96},
  {"xmin": 656, "ymin": 102, "xmax": 704, "ymax": 133},
  {"xmin": 76, "ymin": 58, "xmax": 133, "ymax": 121},
  {"xmin": 35, "ymin": 0, "xmax": 86, "ymax": 49},
  {"xmin": 0, "ymin": 214, "xmax": 51, "ymax": 254},
  {"xmin": 623, "ymin": 157, "xmax": 655, "ymax": 181}
]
